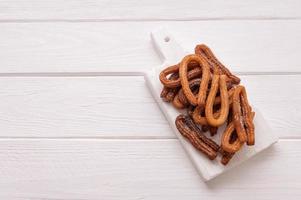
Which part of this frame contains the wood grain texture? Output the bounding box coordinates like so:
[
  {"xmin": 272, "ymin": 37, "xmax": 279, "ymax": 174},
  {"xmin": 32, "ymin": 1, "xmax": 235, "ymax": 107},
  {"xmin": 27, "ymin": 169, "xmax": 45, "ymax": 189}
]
[
  {"xmin": 0, "ymin": 0, "xmax": 299, "ymax": 198},
  {"xmin": 0, "ymin": 0, "xmax": 300, "ymax": 20},
  {"xmin": 1, "ymin": 20, "xmax": 301, "ymax": 73},
  {"xmin": 0, "ymin": 75, "xmax": 299, "ymax": 138},
  {"xmin": 0, "ymin": 139, "xmax": 299, "ymax": 200},
  {"xmin": 0, "ymin": 76, "xmax": 170, "ymax": 138}
]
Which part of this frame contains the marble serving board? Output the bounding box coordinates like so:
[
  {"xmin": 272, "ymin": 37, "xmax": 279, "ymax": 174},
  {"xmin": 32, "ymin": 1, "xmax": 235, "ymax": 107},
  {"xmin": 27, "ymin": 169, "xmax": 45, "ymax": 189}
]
[{"xmin": 144, "ymin": 28, "xmax": 279, "ymax": 181}]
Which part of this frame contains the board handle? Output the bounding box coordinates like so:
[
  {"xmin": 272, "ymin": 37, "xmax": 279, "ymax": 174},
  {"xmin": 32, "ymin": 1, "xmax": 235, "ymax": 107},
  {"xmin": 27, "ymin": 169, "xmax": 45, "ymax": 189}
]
[{"xmin": 151, "ymin": 28, "xmax": 186, "ymax": 65}]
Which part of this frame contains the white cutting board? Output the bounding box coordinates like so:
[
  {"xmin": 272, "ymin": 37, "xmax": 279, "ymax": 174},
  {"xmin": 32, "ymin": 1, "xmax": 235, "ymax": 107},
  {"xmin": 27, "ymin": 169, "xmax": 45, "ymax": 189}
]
[{"xmin": 144, "ymin": 28, "xmax": 279, "ymax": 181}]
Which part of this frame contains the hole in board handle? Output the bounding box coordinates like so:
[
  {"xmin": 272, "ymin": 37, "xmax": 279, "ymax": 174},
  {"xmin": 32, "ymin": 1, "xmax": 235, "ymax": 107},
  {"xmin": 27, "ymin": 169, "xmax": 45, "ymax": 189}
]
[{"xmin": 164, "ymin": 36, "xmax": 170, "ymax": 42}]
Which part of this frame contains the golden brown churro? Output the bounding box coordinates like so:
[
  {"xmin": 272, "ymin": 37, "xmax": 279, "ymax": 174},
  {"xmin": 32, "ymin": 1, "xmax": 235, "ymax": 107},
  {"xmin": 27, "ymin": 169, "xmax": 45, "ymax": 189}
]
[
  {"xmin": 158, "ymin": 44, "xmax": 255, "ymax": 165},
  {"xmin": 192, "ymin": 87, "xmax": 233, "ymax": 126},
  {"xmin": 177, "ymin": 78, "xmax": 201, "ymax": 107},
  {"xmin": 195, "ymin": 44, "xmax": 240, "ymax": 84},
  {"xmin": 176, "ymin": 115, "xmax": 218, "ymax": 160},
  {"xmin": 160, "ymin": 72, "xmax": 180, "ymax": 102},
  {"xmin": 221, "ymin": 121, "xmax": 242, "ymax": 153},
  {"xmin": 205, "ymin": 74, "xmax": 229, "ymax": 127},
  {"xmin": 179, "ymin": 54, "xmax": 210, "ymax": 106},
  {"xmin": 159, "ymin": 63, "xmax": 201, "ymax": 88},
  {"xmin": 232, "ymin": 86, "xmax": 254, "ymax": 144}
]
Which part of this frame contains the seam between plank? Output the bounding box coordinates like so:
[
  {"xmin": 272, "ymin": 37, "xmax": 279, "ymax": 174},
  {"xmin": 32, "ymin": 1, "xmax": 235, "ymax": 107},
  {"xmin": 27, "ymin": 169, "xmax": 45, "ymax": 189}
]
[
  {"xmin": 0, "ymin": 137, "xmax": 177, "ymax": 141},
  {"xmin": 0, "ymin": 72, "xmax": 300, "ymax": 77},
  {"xmin": 0, "ymin": 17, "xmax": 300, "ymax": 23},
  {"xmin": 0, "ymin": 137, "xmax": 297, "ymax": 141}
]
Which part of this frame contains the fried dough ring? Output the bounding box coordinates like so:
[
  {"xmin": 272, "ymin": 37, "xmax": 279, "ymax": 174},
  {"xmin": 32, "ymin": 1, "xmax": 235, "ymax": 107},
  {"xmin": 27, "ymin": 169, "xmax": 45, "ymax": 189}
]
[
  {"xmin": 221, "ymin": 112, "xmax": 255, "ymax": 153},
  {"xmin": 179, "ymin": 54, "xmax": 210, "ymax": 106},
  {"xmin": 159, "ymin": 62, "xmax": 201, "ymax": 88},
  {"xmin": 160, "ymin": 72, "xmax": 180, "ymax": 102},
  {"xmin": 192, "ymin": 106, "xmax": 208, "ymax": 125},
  {"xmin": 177, "ymin": 78, "xmax": 201, "ymax": 106},
  {"xmin": 192, "ymin": 87, "xmax": 234, "ymax": 125},
  {"xmin": 195, "ymin": 44, "xmax": 240, "ymax": 84},
  {"xmin": 205, "ymin": 74, "xmax": 229, "ymax": 127},
  {"xmin": 247, "ymin": 112, "xmax": 256, "ymax": 145},
  {"xmin": 158, "ymin": 44, "xmax": 256, "ymax": 165},
  {"xmin": 172, "ymin": 78, "xmax": 201, "ymax": 109},
  {"xmin": 232, "ymin": 85, "xmax": 254, "ymax": 143},
  {"xmin": 172, "ymin": 94, "xmax": 185, "ymax": 109},
  {"xmin": 221, "ymin": 121, "xmax": 242, "ymax": 153},
  {"xmin": 192, "ymin": 106, "xmax": 220, "ymax": 125},
  {"xmin": 241, "ymin": 95, "xmax": 255, "ymax": 145},
  {"xmin": 159, "ymin": 64, "xmax": 179, "ymax": 88},
  {"xmin": 214, "ymin": 87, "xmax": 235, "ymax": 105}
]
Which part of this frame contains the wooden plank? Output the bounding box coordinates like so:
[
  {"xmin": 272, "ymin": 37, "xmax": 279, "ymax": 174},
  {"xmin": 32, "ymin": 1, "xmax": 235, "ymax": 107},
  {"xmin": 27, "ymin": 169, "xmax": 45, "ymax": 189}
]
[
  {"xmin": 0, "ymin": 21, "xmax": 300, "ymax": 73},
  {"xmin": 0, "ymin": 139, "xmax": 299, "ymax": 200},
  {"xmin": 0, "ymin": 0, "xmax": 300, "ymax": 20},
  {"xmin": 0, "ymin": 76, "xmax": 171, "ymax": 138},
  {"xmin": 0, "ymin": 75, "xmax": 299, "ymax": 138}
]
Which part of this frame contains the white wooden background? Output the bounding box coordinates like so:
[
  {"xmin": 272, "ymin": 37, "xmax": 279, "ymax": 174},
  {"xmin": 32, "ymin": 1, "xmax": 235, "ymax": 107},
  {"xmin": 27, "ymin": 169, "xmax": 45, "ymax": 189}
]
[{"xmin": 0, "ymin": 1, "xmax": 300, "ymax": 199}]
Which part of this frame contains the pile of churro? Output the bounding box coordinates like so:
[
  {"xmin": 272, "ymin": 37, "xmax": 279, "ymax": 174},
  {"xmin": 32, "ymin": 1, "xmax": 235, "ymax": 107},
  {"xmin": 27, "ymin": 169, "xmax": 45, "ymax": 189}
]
[{"xmin": 159, "ymin": 44, "xmax": 255, "ymax": 165}]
